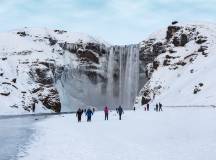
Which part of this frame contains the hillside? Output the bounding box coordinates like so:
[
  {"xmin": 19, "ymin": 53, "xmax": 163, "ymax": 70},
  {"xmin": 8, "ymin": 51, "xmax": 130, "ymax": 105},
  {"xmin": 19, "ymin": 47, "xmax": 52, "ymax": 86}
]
[{"xmin": 137, "ymin": 22, "xmax": 216, "ymax": 106}]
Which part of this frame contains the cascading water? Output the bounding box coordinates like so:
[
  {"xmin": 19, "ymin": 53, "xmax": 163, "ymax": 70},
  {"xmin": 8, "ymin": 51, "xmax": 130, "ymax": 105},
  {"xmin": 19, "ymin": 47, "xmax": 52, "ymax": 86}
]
[
  {"xmin": 56, "ymin": 43, "xmax": 142, "ymax": 110},
  {"xmin": 107, "ymin": 44, "xmax": 140, "ymax": 108}
]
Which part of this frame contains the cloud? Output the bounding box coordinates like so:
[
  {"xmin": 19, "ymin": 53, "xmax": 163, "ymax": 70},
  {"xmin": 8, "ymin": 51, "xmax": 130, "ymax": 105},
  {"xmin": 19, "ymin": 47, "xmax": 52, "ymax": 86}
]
[{"xmin": 0, "ymin": 0, "xmax": 215, "ymax": 44}]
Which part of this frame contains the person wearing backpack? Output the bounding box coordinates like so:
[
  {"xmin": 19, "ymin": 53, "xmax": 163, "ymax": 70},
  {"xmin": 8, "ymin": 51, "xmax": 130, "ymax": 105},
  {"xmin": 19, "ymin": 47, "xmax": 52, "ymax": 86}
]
[{"xmin": 86, "ymin": 108, "xmax": 93, "ymax": 122}]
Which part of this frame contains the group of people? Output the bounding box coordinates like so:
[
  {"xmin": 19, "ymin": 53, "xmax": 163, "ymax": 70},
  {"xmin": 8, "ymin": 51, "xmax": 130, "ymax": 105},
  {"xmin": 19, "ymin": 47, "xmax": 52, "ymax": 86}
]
[
  {"xmin": 76, "ymin": 106, "xmax": 124, "ymax": 122},
  {"xmin": 141, "ymin": 102, "xmax": 163, "ymax": 112},
  {"xmin": 141, "ymin": 96, "xmax": 163, "ymax": 112},
  {"xmin": 155, "ymin": 103, "xmax": 163, "ymax": 112}
]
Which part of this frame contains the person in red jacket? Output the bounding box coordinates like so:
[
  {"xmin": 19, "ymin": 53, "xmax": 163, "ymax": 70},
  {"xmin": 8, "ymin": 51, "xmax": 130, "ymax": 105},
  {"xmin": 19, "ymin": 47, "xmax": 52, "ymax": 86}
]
[{"xmin": 104, "ymin": 106, "xmax": 109, "ymax": 120}]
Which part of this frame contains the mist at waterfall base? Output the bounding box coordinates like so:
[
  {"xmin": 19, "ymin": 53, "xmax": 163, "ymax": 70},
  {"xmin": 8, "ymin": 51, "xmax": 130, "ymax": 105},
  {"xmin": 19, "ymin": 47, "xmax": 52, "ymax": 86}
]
[{"xmin": 57, "ymin": 45, "xmax": 145, "ymax": 111}]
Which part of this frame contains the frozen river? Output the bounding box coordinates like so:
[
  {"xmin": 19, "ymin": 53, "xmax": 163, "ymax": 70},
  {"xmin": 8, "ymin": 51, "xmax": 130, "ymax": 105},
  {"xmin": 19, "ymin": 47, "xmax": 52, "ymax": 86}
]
[
  {"xmin": 0, "ymin": 112, "xmax": 74, "ymax": 160},
  {"xmin": 0, "ymin": 116, "xmax": 44, "ymax": 160}
]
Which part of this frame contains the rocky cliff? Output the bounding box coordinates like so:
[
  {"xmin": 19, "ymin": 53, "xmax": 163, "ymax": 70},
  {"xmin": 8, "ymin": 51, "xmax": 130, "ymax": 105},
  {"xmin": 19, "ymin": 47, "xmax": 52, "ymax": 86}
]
[
  {"xmin": 0, "ymin": 28, "xmax": 109, "ymax": 114},
  {"xmin": 137, "ymin": 22, "xmax": 216, "ymax": 106}
]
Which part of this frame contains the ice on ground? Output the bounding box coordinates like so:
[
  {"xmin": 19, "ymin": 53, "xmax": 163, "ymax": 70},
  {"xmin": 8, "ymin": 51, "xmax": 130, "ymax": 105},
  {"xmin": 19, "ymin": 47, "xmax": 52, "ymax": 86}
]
[{"xmin": 18, "ymin": 108, "xmax": 216, "ymax": 160}]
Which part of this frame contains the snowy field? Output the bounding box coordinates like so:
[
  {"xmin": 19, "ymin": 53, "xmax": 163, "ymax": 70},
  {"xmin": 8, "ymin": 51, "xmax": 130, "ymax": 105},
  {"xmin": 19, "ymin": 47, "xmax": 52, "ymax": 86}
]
[{"xmin": 17, "ymin": 107, "xmax": 216, "ymax": 160}]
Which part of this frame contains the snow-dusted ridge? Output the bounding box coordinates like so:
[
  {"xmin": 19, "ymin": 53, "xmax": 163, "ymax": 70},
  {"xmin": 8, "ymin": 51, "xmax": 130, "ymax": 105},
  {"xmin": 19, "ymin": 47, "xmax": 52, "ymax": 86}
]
[{"xmin": 137, "ymin": 22, "xmax": 216, "ymax": 106}]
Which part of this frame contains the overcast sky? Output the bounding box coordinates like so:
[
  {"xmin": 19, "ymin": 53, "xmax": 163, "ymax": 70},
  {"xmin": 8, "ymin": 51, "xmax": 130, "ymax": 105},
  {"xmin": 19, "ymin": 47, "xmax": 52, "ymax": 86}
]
[{"xmin": 0, "ymin": 0, "xmax": 216, "ymax": 44}]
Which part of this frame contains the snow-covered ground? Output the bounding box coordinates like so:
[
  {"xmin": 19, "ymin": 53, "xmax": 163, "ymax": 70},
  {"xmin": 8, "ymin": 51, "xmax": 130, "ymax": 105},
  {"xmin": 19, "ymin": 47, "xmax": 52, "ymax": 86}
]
[{"xmin": 17, "ymin": 107, "xmax": 216, "ymax": 160}]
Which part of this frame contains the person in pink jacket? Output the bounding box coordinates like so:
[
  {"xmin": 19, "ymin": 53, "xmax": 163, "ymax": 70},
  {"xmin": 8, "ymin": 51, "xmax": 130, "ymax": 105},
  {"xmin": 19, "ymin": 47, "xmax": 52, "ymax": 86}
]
[{"xmin": 104, "ymin": 106, "xmax": 109, "ymax": 120}]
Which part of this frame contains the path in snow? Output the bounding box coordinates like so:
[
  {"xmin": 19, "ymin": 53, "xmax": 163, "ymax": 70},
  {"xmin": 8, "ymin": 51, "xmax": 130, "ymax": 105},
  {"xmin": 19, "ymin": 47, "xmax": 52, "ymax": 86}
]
[{"xmin": 18, "ymin": 107, "xmax": 216, "ymax": 160}]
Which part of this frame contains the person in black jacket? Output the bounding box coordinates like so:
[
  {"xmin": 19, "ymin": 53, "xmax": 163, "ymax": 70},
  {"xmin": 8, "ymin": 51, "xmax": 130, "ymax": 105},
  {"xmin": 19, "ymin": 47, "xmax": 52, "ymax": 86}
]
[
  {"xmin": 155, "ymin": 104, "xmax": 159, "ymax": 112},
  {"xmin": 146, "ymin": 103, "xmax": 150, "ymax": 111},
  {"xmin": 141, "ymin": 97, "xmax": 145, "ymax": 106},
  {"xmin": 76, "ymin": 108, "xmax": 83, "ymax": 122},
  {"xmin": 159, "ymin": 103, "xmax": 163, "ymax": 112},
  {"xmin": 117, "ymin": 106, "xmax": 124, "ymax": 120}
]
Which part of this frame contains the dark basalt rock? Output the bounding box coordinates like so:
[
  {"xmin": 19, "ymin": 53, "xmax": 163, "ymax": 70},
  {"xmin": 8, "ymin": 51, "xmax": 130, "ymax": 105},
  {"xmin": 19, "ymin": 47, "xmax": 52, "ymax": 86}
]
[
  {"xmin": 17, "ymin": 50, "xmax": 32, "ymax": 55},
  {"xmin": 173, "ymin": 36, "xmax": 180, "ymax": 46},
  {"xmin": 17, "ymin": 31, "xmax": 29, "ymax": 37},
  {"xmin": 140, "ymin": 89, "xmax": 151, "ymax": 105},
  {"xmin": 152, "ymin": 42, "xmax": 166, "ymax": 55},
  {"xmin": 40, "ymin": 88, "xmax": 61, "ymax": 112},
  {"xmin": 163, "ymin": 59, "xmax": 171, "ymax": 66},
  {"xmin": 176, "ymin": 61, "xmax": 187, "ymax": 66},
  {"xmin": 30, "ymin": 64, "xmax": 53, "ymax": 85},
  {"xmin": 12, "ymin": 78, "xmax": 16, "ymax": 83},
  {"xmin": 31, "ymin": 87, "xmax": 41, "ymax": 94},
  {"xmin": 77, "ymin": 50, "xmax": 99, "ymax": 64},
  {"xmin": 198, "ymin": 46, "xmax": 208, "ymax": 57},
  {"xmin": 193, "ymin": 86, "xmax": 201, "ymax": 94},
  {"xmin": 172, "ymin": 21, "xmax": 178, "ymax": 25},
  {"xmin": 172, "ymin": 34, "xmax": 188, "ymax": 47},
  {"xmin": 36, "ymin": 68, "xmax": 53, "ymax": 84},
  {"xmin": 59, "ymin": 42, "xmax": 107, "ymax": 64},
  {"xmin": 48, "ymin": 37, "xmax": 58, "ymax": 46},
  {"xmin": 165, "ymin": 55, "xmax": 177, "ymax": 59},
  {"xmin": 180, "ymin": 34, "xmax": 188, "ymax": 46},
  {"xmin": 166, "ymin": 25, "xmax": 181, "ymax": 40},
  {"xmin": 85, "ymin": 43, "xmax": 102, "ymax": 56},
  {"xmin": 54, "ymin": 29, "xmax": 67, "ymax": 34},
  {"xmin": 196, "ymin": 36, "xmax": 207, "ymax": 44},
  {"xmin": 199, "ymin": 83, "xmax": 204, "ymax": 87},
  {"xmin": 153, "ymin": 61, "xmax": 160, "ymax": 70},
  {"xmin": 29, "ymin": 62, "xmax": 64, "ymax": 113},
  {"xmin": 0, "ymin": 92, "xmax": 10, "ymax": 96},
  {"xmin": 169, "ymin": 49, "xmax": 177, "ymax": 53}
]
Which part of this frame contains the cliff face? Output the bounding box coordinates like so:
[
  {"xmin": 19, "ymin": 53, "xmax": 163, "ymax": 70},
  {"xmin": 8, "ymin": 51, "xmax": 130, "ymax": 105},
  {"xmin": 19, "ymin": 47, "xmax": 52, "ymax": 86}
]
[
  {"xmin": 0, "ymin": 27, "xmax": 146, "ymax": 114},
  {"xmin": 137, "ymin": 22, "xmax": 216, "ymax": 106},
  {"xmin": 0, "ymin": 28, "xmax": 110, "ymax": 114}
]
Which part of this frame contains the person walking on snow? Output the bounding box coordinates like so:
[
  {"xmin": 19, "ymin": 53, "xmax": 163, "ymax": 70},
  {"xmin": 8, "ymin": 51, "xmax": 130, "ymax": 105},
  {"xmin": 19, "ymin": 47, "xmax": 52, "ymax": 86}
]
[
  {"xmin": 147, "ymin": 103, "xmax": 150, "ymax": 111},
  {"xmin": 104, "ymin": 106, "xmax": 109, "ymax": 120},
  {"xmin": 86, "ymin": 108, "xmax": 93, "ymax": 122},
  {"xmin": 117, "ymin": 105, "xmax": 124, "ymax": 120},
  {"xmin": 159, "ymin": 103, "xmax": 163, "ymax": 112},
  {"xmin": 155, "ymin": 103, "xmax": 159, "ymax": 112},
  {"xmin": 76, "ymin": 108, "xmax": 83, "ymax": 122}
]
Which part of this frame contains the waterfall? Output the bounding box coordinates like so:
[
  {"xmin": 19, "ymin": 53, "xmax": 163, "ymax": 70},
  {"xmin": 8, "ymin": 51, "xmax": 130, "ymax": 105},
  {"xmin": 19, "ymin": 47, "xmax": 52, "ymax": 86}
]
[
  {"xmin": 56, "ymin": 43, "xmax": 141, "ymax": 110},
  {"xmin": 107, "ymin": 44, "xmax": 140, "ymax": 108},
  {"xmin": 107, "ymin": 47, "xmax": 115, "ymax": 103}
]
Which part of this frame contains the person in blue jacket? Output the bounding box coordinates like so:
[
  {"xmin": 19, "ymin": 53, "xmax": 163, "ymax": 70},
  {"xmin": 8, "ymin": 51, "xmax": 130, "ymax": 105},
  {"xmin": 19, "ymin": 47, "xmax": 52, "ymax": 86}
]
[{"xmin": 86, "ymin": 108, "xmax": 93, "ymax": 122}]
